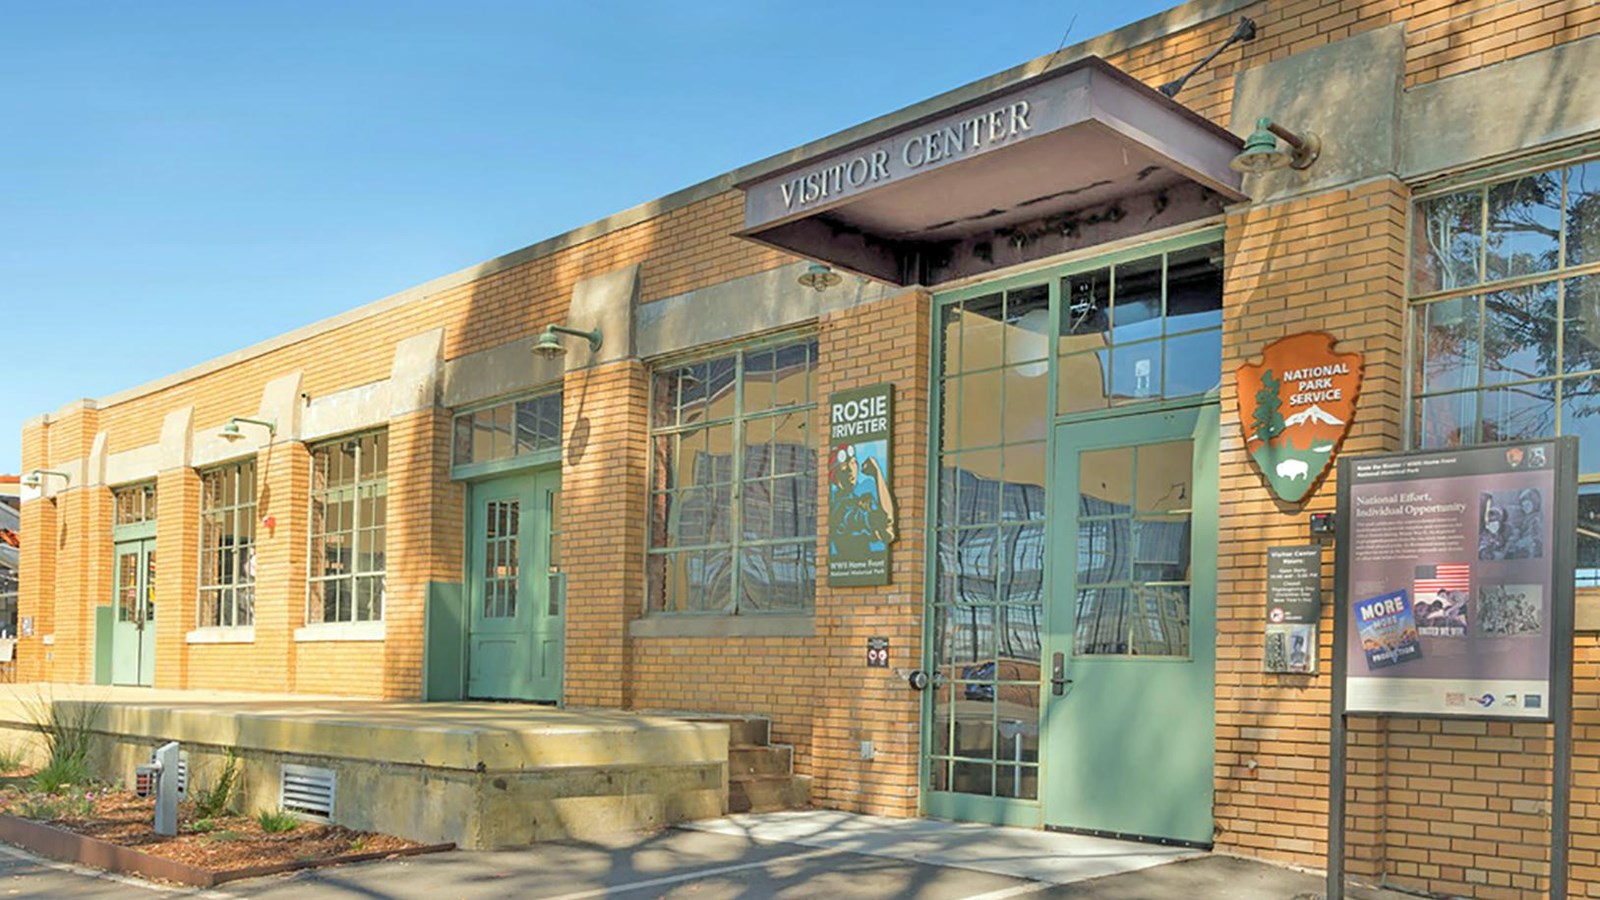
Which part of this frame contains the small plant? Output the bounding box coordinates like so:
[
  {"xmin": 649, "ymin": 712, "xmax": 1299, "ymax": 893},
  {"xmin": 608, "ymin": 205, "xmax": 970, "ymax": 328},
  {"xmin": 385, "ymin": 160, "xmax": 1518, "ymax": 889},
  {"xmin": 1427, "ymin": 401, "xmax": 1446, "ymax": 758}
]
[
  {"xmin": 17, "ymin": 797, "xmax": 63, "ymax": 821},
  {"xmin": 348, "ymin": 836, "xmax": 368, "ymax": 852},
  {"xmin": 22, "ymin": 691, "xmax": 105, "ymax": 793},
  {"xmin": 191, "ymin": 817, "xmax": 217, "ymax": 834},
  {"xmin": 256, "ymin": 808, "xmax": 299, "ymax": 834},
  {"xmin": 0, "ymin": 744, "xmax": 26, "ymax": 774},
  {"xmin": 203, "ymin": 829, "xmax": 246, "ymax": 843},
  {"xmin": 193, "ymin": 750, "xmax": 240, "ymax": 819},
  {"xmin": 29, "ymin": 754, "xmax": 91, "ymax": 795}
]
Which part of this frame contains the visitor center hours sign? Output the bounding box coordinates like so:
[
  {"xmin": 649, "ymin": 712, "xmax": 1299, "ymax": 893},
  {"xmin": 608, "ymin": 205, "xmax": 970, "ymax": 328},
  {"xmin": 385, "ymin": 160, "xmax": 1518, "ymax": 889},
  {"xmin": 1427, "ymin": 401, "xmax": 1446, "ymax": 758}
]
[{"xmin": 1336, "ymin": 440, "xmax": 1578, "ymax": 719}]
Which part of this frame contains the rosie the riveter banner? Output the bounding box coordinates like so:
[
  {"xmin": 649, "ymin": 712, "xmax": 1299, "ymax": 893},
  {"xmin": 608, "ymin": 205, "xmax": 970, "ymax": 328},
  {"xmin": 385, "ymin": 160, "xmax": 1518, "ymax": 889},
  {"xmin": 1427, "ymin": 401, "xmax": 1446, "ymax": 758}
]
[
  {"xmin": 1339, "ymin": 440, "xmax": 1575, "ymax": 718},
  {"xmin": 827, "ymin": 384, "xmax": 897, "ymax": 586}
]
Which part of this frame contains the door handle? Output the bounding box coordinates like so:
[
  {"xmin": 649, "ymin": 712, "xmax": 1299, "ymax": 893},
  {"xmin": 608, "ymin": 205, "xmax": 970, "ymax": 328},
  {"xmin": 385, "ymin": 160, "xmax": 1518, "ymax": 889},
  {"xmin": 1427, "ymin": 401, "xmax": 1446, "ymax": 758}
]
[{"xmin": 1050, "ymin": 651, "xmax": 1073, "ymax": 696}]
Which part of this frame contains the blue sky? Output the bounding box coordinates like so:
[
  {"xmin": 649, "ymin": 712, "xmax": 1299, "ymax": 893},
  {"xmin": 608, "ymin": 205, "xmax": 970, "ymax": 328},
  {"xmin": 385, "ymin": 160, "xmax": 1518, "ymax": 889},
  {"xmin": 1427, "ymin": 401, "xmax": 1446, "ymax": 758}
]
[{"xmin": 0, "ymin": 1, "xmax": 1176, "ymax": 474}]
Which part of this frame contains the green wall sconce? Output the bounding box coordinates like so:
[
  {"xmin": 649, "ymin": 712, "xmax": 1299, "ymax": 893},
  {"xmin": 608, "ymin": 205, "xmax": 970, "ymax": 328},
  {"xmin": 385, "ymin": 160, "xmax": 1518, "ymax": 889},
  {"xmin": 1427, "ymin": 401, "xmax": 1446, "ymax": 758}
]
[
  {"xmin": 533, "ymin": 324, "xmax": 603, "ymax": 359},
  {"xmin": 1231, "ymin": 116, "xmax": 1321, "ymax": 174}
]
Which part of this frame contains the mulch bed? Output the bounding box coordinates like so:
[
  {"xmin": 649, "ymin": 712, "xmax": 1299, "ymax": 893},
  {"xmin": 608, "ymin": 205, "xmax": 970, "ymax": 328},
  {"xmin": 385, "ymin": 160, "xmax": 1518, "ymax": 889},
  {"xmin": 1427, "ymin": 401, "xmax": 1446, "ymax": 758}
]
[{"xmin": 0, "ymin": 773, "xmax": 445, "ymax": 881}]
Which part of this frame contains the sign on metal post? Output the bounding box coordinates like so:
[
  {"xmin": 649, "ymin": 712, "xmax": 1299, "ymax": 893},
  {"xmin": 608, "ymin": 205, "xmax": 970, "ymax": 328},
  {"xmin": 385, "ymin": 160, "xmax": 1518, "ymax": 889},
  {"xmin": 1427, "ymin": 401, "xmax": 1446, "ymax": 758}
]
[{"xmin": 1328, "ymin": 439, "xmax": 1577, "ymax": 899}]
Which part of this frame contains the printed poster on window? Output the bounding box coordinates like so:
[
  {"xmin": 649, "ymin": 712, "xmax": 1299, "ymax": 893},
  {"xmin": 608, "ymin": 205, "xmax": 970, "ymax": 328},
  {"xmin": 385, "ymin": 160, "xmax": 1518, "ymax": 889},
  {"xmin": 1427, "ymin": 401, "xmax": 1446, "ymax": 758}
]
[
  {"xmin": 1339, "ymin": 440, "xmax": 1575, "ymax": 719},
  {"xmin": 828, "ymin": 384, "xmax": 896, "ymax": 586}
]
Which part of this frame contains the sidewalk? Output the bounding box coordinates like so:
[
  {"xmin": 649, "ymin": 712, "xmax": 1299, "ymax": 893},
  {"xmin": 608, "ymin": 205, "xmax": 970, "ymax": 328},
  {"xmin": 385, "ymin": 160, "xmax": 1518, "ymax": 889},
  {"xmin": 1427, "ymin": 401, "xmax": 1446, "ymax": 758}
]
[{"xmin": 1, "ymin": 808, "xmax": 1421, "ymax": 899}]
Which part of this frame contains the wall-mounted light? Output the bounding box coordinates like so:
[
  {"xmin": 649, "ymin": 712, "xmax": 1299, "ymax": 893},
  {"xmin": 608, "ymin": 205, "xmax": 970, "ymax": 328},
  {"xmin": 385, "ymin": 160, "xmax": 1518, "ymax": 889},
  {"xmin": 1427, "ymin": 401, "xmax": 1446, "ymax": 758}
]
[
  {"xmin": 219, "ymin": 416, "xmax": 277, "ymax": 442},
  {"xmin": 533, "ymin": 324, "xmax": 603, "ymax": 359},
  {"xmin": 21, "ymin": 469, "xmax": 70, "ymax": 489},
  {"xmin": 797, "ymin": 263, "xmax": 841, "ymax": 293},
  {"xmin": 1231, "ymin": 116, "xmax": 1321, "ymax": 174}
]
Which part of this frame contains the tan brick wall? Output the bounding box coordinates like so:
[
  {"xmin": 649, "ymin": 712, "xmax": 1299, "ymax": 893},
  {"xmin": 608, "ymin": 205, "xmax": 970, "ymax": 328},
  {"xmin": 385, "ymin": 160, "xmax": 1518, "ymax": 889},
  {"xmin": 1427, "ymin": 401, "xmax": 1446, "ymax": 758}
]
[
  {"xmin": 626, "ymin": 290, "xmax": 930, "ymax": 815},
  {"xmin": 562, "ymin": 361, "xmax": 650, "ymax": 709},
  {"xmin": 381, "ymin": 409, "xmax": 462, "ymax": 700},
  {"xmin": 1215, "ymin": 178, "xmax": 1411, "ymax": 869},
  {"xmin": 17, "ymin": 417, "xmax": 55, "ymax": 683},
  {"xmin": 153, "ymin": 467, "xmax": 200, "ymax": 689}
]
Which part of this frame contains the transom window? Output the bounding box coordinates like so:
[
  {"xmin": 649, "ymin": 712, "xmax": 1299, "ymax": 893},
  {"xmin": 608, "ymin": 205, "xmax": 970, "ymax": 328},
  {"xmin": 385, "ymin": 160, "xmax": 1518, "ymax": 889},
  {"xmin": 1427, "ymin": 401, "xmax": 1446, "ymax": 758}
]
[
  {"xmin": 647, "ymin": 335, "xmax": 819, "ymax": 614},
  {"xmin": 113, "ymin": 483, "xmax": 157, "ymax": 526},
  {"xmin": 1410, "ymin": 152, "xmax": 1600, "ymax": 587},
  {"xmin": 198, "ymin": 460, "xmax": 256, "ymax": 628},
  {"xmin": 453, "ymin": 392, "xmax": 562, "ymax": 468},
  {"xmin": 308, "ymin": 431, "xmax": 388, "ymax": 624}
]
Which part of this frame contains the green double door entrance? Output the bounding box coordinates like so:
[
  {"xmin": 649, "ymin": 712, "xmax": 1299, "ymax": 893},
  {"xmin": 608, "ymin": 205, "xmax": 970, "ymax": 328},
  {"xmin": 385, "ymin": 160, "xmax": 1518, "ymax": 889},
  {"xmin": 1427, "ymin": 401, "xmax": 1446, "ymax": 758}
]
[
  {"xmin": 926, "ymin": 405, "xmax": 1218, "ymax": 846},
  {"xmin": 111, "ymin": 537, "xmax": 156, "ymax": 687},
  {"xmin": 466, "ymin": 469, "xmax": 564, "ymax": 702}
]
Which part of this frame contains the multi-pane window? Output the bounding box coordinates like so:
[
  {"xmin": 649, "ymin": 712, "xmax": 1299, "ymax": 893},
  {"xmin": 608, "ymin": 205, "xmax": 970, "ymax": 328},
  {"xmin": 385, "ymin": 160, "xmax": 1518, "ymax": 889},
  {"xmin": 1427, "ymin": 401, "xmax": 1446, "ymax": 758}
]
[
  {"xmin": 198, "ymin": 460, "xmax": 256, "ymax": 628},
  {"xmin": 308, "ymin": 432, "xmax": 388, "ymax": 624},
  {"xmin": 113, "ymin": 483, "xmax": 157, "ymax": 526},
  {"xmin": 932, "ymin": 284, "xmax": 1049, "ymax": 800},
  {"xmin": 647, "ymin": 336, "xmax": 819, "ymax": 613},
  {"xmin": 1057, "ymin": 242, "xmax": 1224, "ymax": 413},
  {"xmin": 1412, "ymin": 158, "xmax": 1600, "ymax": 464},
  {"xmin": 453, "ymin": 392, "xmax": 562, "ymax": 467},
  {"xmin": 1411, "ymin": 154, "xmax": 1600, "ymax": 586}
]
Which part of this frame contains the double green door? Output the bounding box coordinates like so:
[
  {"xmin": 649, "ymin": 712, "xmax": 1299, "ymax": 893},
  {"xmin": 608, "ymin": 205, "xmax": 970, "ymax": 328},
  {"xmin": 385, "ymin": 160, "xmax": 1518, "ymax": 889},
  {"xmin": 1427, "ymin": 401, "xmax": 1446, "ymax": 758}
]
[
  {"xmin": 111, "ymin": 537, "xmax": 156, "ymax": 687},
  {"xmin": 466, "ymin": 469, "xmax": 564, "ymax": 702}
]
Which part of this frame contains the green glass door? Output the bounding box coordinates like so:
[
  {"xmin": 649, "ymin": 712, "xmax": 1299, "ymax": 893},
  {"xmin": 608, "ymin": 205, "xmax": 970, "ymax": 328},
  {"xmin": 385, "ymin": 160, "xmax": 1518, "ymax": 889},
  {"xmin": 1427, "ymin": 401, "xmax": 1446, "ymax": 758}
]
[
  {"xmin": 111, "ymin": 538, "xmax": 156, "ymax": 687},
  {"xmin": 1042, "ymin": 404, "xmax": 1218, "ymax": 845},
  {"xmin": 466, "ymin": 468, "xmax": 563, "ymax": 702}
]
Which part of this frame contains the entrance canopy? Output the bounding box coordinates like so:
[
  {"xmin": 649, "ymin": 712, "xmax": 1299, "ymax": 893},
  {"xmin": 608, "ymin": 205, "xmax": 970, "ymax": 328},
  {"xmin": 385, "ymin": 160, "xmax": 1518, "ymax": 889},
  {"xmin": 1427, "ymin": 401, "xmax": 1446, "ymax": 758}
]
[{"xmin": 737, "ymin": 57, "xmax": 1246, "ymax": 287}]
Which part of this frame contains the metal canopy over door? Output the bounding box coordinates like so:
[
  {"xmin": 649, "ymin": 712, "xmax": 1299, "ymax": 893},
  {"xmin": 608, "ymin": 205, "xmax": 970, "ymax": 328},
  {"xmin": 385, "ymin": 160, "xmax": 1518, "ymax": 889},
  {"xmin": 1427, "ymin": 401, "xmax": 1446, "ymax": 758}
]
[
  {"xmin": 466, "ymin": 468, "xmax": 564, "ymax": 702},
  {"xmin": 1042, "ymin": 404, "xmax": 1218, "ymax": 845},
  {"xmin": 110, "ymin": 538, "xmax": 156, "ymax": 687}
]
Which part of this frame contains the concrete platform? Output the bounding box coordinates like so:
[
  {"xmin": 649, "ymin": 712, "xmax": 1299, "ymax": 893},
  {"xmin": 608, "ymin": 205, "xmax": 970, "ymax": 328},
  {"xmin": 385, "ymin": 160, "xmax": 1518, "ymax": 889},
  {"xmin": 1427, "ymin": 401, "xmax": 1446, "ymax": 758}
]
[{"xmin": 0, "ymin": 684, "xmax": 728, "ymax": 849}]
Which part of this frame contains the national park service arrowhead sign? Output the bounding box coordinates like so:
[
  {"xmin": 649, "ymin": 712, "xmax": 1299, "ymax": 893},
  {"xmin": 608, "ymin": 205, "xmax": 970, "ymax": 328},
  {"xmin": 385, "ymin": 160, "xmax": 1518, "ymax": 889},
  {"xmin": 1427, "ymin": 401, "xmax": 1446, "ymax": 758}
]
[{"xmin": 1236, "ymin": 332, "xmax": 1363, "ymax": 503}]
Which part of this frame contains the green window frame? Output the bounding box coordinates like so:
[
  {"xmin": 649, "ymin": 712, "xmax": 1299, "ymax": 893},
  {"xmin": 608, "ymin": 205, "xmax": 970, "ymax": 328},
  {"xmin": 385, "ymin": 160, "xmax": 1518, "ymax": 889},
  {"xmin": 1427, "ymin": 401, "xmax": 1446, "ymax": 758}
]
[
  {"xmin": 308, "ymin": 431, "xmax": 388, "ymax": 625},
  {"xmin": 646, "ymin": 334, "xmax": 819, "ymax": 614},
  {"xmin": 198, "ymin": 459, "xmax": 256, "ymax": 628}
]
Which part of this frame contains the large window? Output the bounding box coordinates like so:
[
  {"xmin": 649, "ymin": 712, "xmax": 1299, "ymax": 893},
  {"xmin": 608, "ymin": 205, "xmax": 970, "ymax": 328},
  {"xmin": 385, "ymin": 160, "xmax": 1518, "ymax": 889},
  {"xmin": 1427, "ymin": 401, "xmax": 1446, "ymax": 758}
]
[
  {"xmin": 1410, "ymin": 155, "xmax": 1600, "ymax": 585},
  {"xmin": 647, "ymin": 335, "xmax": 819, "ymax": 614},
  {"xmin": 198, "ymin": 460, "xmax": 256, "ymax": 628},
  {"xmin": 308, "ymin": 432, "xmax": 388, "ymax": 625}
]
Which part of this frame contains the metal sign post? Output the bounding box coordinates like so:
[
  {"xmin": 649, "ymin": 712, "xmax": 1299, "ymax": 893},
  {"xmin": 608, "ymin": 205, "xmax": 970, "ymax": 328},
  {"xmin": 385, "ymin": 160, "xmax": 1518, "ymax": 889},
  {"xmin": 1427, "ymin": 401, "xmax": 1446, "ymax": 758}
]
[{"xmin": 1327, "ymin": 440, "xmax": 1576, "ymax": 899}]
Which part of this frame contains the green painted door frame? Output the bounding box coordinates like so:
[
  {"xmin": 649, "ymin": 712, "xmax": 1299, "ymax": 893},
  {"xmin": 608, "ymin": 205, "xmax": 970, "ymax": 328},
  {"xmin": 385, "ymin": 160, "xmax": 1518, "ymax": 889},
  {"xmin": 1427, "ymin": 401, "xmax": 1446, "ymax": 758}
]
[
  {"xmin": 110, "ymin": 536, "xmax": 157, "ymax": 687},
  {"xmin": 1042, "ymin": 404, "xmax": 1218, "ymax": 845},
  {"xmin": 465, "ymin": 467, "xmax": 563, "ymax": 702}
]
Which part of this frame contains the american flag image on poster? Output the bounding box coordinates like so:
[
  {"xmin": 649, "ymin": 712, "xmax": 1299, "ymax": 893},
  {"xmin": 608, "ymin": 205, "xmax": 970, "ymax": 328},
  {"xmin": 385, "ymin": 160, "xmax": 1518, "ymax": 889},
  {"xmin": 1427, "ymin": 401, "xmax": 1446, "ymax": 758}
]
[{"xmin": 1413, "ymin": 563, "xmax": 1472, "ymax": 637}]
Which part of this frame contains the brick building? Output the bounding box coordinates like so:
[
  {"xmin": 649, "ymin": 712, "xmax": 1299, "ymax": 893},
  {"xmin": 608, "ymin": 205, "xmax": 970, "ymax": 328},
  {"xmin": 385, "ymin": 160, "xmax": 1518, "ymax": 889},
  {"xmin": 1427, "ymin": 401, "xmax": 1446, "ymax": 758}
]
[{"xmin": 17, "ymin": 1, "xmax": 1600, "ymax": 895}]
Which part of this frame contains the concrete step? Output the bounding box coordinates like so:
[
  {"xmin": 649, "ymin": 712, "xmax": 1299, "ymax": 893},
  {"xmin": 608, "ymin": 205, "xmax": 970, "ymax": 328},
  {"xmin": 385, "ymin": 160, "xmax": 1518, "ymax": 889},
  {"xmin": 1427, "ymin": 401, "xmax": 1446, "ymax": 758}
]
[
  {"xmin": 681, "ymin": 715, "xmax": 770, "ymax": 746},
  {"xmin": 729, "ymin": 773, "xmax": 811, "ymax": 814},
  {"xmin": 729, "ymin": 743, "xmax": 793, "ymax": 776}
]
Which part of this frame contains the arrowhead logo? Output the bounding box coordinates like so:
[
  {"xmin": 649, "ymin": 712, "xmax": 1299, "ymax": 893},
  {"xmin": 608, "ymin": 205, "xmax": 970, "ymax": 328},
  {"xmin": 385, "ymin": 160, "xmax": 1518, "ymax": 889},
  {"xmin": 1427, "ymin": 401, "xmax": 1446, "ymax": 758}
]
[{"xmin": 1235, "ymin": 331, "xmax": 1363, "ymax": 503}]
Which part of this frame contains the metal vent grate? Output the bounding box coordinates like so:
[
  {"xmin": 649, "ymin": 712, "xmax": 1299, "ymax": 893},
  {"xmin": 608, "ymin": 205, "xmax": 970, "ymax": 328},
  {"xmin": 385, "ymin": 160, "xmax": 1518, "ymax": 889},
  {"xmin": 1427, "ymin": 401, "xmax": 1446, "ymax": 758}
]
[{"xmin": 279, "ymin": 764, "xmax": 335, "ymax": 821}]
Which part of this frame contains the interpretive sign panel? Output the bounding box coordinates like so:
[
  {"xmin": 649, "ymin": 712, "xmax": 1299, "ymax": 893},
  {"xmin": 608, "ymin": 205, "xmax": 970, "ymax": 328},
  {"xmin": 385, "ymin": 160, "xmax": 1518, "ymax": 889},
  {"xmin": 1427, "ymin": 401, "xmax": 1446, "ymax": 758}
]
[
  {"xmin": 828, "ymin": 384, "xmax": 897, "ymax": 587},
  {"xmin": 1265, "ymin": 545, "xmax": 1322, "ymax": 674},
  {"xmin": 1337, "ymin": 440, "xmax": 1576, "ymax": 718}
]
